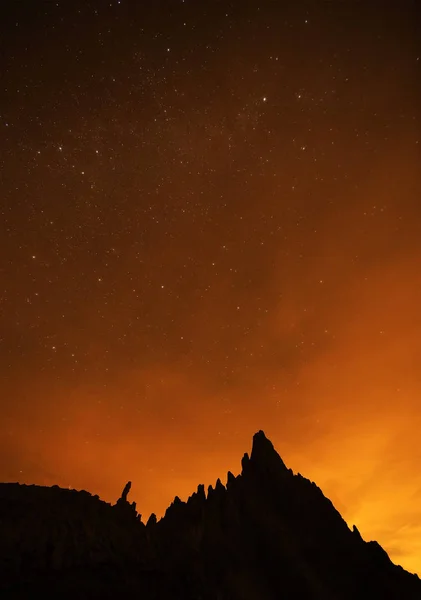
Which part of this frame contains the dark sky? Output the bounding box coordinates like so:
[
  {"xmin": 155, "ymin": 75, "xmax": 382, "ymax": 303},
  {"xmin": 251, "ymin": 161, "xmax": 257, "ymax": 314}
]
[{"xmin": 1, "ymin": 0, "xmax": 420, "ymax": 573}]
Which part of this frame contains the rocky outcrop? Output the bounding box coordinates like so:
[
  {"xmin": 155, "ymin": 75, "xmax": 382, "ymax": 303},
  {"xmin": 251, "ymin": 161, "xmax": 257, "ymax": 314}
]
[
  {"xmin": 0, "ymin": 482, "xmax": 147, "ymax": 577},
  {"xmin": 0, "ymin": 431, "xmax": 420, "ymax": 599}
]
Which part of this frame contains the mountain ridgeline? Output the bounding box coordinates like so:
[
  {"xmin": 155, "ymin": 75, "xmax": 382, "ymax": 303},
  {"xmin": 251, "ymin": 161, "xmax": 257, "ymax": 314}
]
[{"xmin": 1, "ymin": 431, "xmax": 420, "ymax": 599}]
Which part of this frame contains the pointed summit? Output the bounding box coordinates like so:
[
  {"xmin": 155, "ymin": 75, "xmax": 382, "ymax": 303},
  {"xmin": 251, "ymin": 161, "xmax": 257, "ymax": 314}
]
[
  {"xmin": 251, "ymin": 430, "xmax": 273, "ymax": 456},
  {"xmin": 249, "ymin": 430, "xmax": 288, "ymax": 472}
]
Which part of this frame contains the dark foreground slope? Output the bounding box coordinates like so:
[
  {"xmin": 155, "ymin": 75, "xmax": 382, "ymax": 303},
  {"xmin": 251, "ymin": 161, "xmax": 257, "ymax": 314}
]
[{"xmin": 1, "ymin": 431, "xmax": 420, "ymax": 599}]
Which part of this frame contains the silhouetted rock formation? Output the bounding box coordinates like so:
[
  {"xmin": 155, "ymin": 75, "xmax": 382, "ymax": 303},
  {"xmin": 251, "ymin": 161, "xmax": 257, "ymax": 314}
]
[
  {"xmin": 1, "ymin": 430, "xmax": 420, "ymax": 599},
  {"xmin": 121, "ymin": 481, "xmax": 132, "ymax": 502},
  {"xmin": 115, "ymin": 480, "xmax": 141, "ymax": 522}
]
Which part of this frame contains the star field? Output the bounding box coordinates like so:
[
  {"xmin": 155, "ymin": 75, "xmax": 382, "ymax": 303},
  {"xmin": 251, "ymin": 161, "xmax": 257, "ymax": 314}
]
[{"xmin": 1, "ymin": 0, "xmax": 420, "ymax": 573}]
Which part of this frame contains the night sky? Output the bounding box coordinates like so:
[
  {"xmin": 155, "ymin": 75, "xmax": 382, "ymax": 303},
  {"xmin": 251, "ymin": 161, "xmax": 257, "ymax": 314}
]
[{"xmin": 1, "ymin": 0, "xmax": 420, "ymax": 573}]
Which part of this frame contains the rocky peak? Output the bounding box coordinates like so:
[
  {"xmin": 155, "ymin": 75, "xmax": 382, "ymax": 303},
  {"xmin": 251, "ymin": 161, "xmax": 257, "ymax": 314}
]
[{"xmin": 247, "ymin": 429, "xmax": 289, "ymax": 474}]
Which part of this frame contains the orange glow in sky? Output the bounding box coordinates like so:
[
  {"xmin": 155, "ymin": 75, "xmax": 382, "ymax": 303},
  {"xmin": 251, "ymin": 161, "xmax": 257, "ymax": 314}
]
[{"xmin": 1, "ymin": 0, "xmax": 420, "ymax": 576}]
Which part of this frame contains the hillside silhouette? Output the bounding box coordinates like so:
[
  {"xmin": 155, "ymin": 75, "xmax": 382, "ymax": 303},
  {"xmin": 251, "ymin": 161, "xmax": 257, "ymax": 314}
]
[{"xmin": 1, "ymin": 431, "xmax": 420, "ymax": 599}]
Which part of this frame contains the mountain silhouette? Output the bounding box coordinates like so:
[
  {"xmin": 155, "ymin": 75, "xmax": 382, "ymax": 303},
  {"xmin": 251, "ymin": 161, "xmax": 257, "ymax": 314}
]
[{"xmin": 1, "ymin": 430, "xmax": 420, "ymax": 599}]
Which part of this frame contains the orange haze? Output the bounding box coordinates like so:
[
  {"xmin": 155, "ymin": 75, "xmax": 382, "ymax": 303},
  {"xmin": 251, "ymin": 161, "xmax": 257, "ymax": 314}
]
[{"xmin": 2, "ymin": 141, "xmax": 421, "ymax": 574}]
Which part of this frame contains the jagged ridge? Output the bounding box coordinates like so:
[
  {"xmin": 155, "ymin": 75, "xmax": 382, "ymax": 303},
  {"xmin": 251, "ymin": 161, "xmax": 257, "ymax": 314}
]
[{"xmin": 0, "ymin": 431, "xmax": 420, "ymax": 599}]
